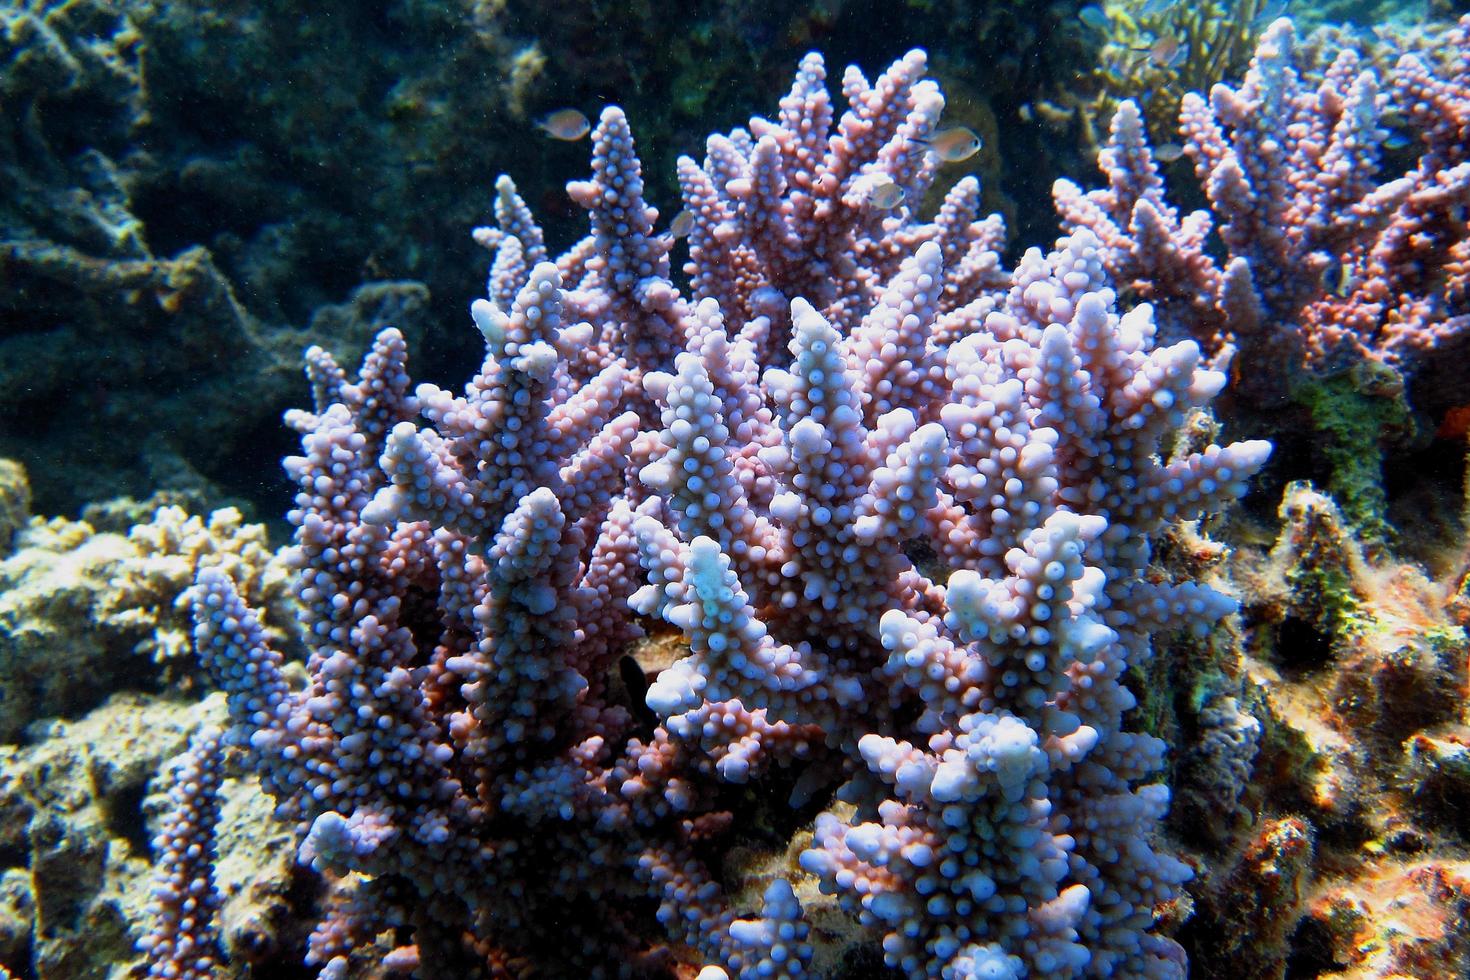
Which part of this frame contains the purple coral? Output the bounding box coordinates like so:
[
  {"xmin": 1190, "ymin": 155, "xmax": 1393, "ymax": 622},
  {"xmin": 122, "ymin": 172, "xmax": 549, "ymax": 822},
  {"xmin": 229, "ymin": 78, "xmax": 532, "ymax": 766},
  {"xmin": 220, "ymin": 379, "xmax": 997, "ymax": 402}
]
[
  {"xmin": 636, "ymin": 224, "xmax": 1267, "ymax": 977},
  {"xmin": 1055, "ymin": 17, "xmax": 1470, "ymax": 398},
  {"xmin": 139, "ymin": 727, "xmax": 225, "ymax": 980},
  {"xmin": 182, "ymin": 254, "xmax": 799, "ymax": 974},
  {"xmin": 169, "ymin": 43, "xmax": 1272, "ymax": 980}
]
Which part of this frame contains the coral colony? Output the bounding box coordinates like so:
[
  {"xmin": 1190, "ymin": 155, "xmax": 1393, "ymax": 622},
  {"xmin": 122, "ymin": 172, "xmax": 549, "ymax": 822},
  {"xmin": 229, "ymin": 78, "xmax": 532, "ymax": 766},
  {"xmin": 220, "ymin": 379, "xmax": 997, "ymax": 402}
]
[
  {"xmin": 145, "ymin": 16, "xmax": 1466, "ymax": 979},
  {"xmin": 1054, "ymin": 17, "xmax": 1469, "ymax": 392}
]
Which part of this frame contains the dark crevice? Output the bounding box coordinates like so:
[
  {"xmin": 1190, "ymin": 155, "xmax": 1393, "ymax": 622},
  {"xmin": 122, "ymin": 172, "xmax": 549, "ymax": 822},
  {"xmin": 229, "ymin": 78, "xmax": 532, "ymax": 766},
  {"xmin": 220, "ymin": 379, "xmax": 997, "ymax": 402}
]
[
  {"xmin": 1283, "ymin": 914, "xmax": 1344, "ymax": 979},
  {"xmin": 1274, "ymin": 615, "xmax": 1335, "ymax": 676},
  {"xmin": 101, "ymin": 780, "xmax": 152, "ymax": 861}
]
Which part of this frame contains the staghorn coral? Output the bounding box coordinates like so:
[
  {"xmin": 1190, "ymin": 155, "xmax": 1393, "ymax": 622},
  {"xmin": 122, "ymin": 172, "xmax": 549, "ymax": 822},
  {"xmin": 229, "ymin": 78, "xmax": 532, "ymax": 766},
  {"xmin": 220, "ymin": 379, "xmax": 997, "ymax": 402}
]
[
  {"xmin": 165, "ymin": 43, "xmax": 1272, "ymax": 979},
  {"xmin": 1054, "ymin": 16, "xmax": 1470, "ymax": 545},
  {"xmin": 1056, "ymin": 17, "xmax": 1470, "ymax": 396},
  {"xmin": 0, "ymin": 692, "xmax": 297, "ymax": 980}
]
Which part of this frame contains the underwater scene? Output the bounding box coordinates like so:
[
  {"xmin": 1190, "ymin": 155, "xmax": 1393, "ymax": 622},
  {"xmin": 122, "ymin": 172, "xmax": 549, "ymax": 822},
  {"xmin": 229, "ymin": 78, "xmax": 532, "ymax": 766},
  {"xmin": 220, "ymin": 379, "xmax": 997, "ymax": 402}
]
[{"xmin": 2, "ymin": 0, "xmax": 1470, "ymax": 977}]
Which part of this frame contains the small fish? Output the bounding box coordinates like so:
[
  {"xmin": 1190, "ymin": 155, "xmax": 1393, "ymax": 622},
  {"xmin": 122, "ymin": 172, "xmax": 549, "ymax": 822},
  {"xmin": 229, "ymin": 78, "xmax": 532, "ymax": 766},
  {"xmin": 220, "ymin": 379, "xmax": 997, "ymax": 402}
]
[
  {"xmin": 1318, "ymin": 256, "xmax": 1358, "ymax": 297},
  {"xmin": 914, "ymin": 126, "xmax": 983, "ymax": 163},
  {"xmin": 1139, "ymin": 0, "xmax": 1176, "ymax": 16},
  {"xmin": 618, "ymin": 655, "xmax": 657, "ymax": 727},
  {"xmin": 1317, "ymin": 255, "xmax": 1339, "ymax": 293},
  {"xmin": 1382, "ymin": 130, "xmax": 1412, "ymax": 151},
  {"xmin": 669, "ymin": 209, "xmax": 695, "ymax": 239},
  {"xmin": 1136, "ymin": 34, "xmax": 1188, "ymax": 68},
  {"xmin": 864, "ymin": 179, "xmax": 899, "ymax": 211},
  {"xmin": 1154, "ymin": 142, "xmax": 1184, "ymax": 163},
  {"xmin": 1251, "ymin": 0, "xmax": 1291, "ymax": 30},
  {"xmin": 535, "ymin": 108, "xmax": 590, "ymax": 141},
  {"xmin": 1078, "ymin": 5, "xmax": 1109, "ymax": 31}
]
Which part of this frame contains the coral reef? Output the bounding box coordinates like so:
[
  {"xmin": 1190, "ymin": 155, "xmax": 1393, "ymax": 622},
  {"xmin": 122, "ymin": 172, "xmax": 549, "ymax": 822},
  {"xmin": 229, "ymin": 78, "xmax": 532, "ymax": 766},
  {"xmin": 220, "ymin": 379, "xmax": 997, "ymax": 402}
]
[
  {"xmin": 1, "ymin": 0, "xmax": 1095, "ymax": 517},
  {"xmin": 162, "ymin": 41, "xmax": 1274, "ymax": 979},
  {"xmin": 0, "ymin": 693, "xmax": 296, "ymax": 980},
  {"xmin": 0, "ymin": 5, "xmax": 1464, "ymax": 980},
  {"xmin": 0, "ymin": 464, "xmax": 295, "ymax": 742},
  {"xmin": 1054, "ymin": 16, "xmax": 1470, "ymax": 545},
  {"xmin": 1176, "ymin": 479, "xmax": 1470, "ymax": 977}
]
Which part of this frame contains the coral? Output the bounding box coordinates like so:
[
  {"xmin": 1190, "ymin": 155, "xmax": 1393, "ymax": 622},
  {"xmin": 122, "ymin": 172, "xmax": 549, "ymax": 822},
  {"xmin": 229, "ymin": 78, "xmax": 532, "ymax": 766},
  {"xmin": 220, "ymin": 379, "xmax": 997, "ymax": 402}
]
[
  {"xmin": 1054, "ymin": 17, "xmax": 1470, "ymax": 425},
  {"xmin": 0, "ymin": 692, "xmax": 294, "ymax": 980},
  {"xmin": 107, "ymin": 504, "xmax": 295, "ymax": 668},
  {"xmin": 1306, "ymin": 861, "xmax": 1470, "ymax": 979},
  {"xmin": 186, "ymin": 274, "xmax": 693, "ymax": 975},
  {"xmin": 636, "ymin": 231, "xmax": 1266, "ymax": 976},
  {"xmin": 0, "ymin": 471, "xmax": 294, "ymax": 741},
  {"xmin": 138, "ymin": 727, "xmax": 225, "ymax": 980},
  {"xmin": 1058, "ymin": 0, "xmax": 1275, "ymax": 155},
  {"xmin": 169, "ymin": 42, "xmax": 1272, "ymax": 979},
  {"xmin": 0, "ymin": 460, "xmax": 27, "ymax": 557},
  {"xmin": 1185, "ymin": 472, "xmax": 1470, "ymax": 976},
  {"xmin": 1052, "ymin": 13, "xmax": 1470, "ymax": 581}
]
